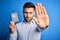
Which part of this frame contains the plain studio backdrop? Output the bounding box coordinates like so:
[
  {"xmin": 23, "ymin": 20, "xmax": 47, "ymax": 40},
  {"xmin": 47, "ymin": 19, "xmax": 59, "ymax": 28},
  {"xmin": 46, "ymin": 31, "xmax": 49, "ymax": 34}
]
[{"xmin": 0, "ymin": 0, "xmax": 60, "ymax": 40}]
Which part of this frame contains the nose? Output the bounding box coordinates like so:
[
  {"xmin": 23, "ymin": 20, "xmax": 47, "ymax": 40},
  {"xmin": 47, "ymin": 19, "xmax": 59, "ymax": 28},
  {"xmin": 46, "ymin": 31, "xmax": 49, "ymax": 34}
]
[{"xmin": 27, "ymin": 13, "xmax": 30, "ymax": 17}]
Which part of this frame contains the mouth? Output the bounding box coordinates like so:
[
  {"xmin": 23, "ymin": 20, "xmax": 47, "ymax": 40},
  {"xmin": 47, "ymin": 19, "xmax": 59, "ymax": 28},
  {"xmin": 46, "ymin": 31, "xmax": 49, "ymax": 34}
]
[
  {"xmin": 26, "ymin": 18, "xmax": 30, "ymax": 20},
  {"xmin": 25, "ymin": 18, "xmax": 31, "ymax": 21}
]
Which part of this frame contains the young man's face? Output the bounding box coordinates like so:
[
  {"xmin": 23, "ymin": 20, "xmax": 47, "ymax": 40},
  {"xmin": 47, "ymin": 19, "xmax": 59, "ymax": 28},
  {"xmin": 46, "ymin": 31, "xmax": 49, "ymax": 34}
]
[{"xmin": 23, "ymin": 8, "xmax": 34, "ymax": 22}]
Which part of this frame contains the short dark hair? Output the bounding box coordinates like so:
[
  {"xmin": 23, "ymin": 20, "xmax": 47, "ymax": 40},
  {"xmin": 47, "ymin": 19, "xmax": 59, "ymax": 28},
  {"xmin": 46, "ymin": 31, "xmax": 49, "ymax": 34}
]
[{"xmin": 23, "ymin": 2, "xmax": 35, "ymax": 10}]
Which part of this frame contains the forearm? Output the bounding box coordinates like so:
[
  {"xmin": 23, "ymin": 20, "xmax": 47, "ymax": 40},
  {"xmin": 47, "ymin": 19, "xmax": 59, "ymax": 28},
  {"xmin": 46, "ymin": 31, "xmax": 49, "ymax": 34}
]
[
  {"xmin": 8, "ymin": 29, "xmax": 17, "ymax": 40},
  {"xmin": 36, "ymin": 25, "xmax": 48, "ymax": 32}
]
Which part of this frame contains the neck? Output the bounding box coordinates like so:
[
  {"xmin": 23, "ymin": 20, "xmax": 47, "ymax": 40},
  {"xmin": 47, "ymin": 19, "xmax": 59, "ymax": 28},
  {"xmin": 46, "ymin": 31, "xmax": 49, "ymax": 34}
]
[
  {"xmin": 24, "ymin": 20, "xmax": 32, "ymax": 24},
  {"xmin": 24, "ymin": 19, "xmax": 33, "ymax": 24},
  {"xmin": 26, "ymin": 21, "xmax": 31, "ymax": 24}
]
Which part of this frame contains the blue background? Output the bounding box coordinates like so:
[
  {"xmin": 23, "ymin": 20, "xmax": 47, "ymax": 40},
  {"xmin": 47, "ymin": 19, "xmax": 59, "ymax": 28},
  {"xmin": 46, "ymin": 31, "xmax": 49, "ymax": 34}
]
[{"xmin": 0, "ymin": 0, "xmax": 60, "ymax": 40}]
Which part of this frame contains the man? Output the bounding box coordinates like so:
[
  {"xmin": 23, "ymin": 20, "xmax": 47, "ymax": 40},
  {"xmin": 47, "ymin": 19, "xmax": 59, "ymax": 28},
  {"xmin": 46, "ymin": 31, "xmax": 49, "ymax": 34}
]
[{"xmin": 8, "ymin": 2, "xmax": 49, "ymax": 40}]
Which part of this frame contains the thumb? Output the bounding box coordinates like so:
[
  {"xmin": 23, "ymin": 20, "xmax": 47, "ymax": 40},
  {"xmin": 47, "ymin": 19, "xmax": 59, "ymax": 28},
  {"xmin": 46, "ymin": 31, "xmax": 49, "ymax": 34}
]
[
  {"xmin": 10, "ymin": 21, "xmax": 15, "ymax": 27},
  {"xmin": 33, "ymin": 17, "xmax": 38, "ymax": 24}
]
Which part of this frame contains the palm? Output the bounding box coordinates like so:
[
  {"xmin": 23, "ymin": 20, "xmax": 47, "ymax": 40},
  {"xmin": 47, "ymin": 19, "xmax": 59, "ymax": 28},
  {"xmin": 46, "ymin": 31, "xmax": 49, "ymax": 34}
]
[
  {"xmin": 36, "ymin": 14, "xmax": 49, "ymax": 27},
  {"xmin": 33, "ymin": 3, "xmax": 49, "ymax": 28}
]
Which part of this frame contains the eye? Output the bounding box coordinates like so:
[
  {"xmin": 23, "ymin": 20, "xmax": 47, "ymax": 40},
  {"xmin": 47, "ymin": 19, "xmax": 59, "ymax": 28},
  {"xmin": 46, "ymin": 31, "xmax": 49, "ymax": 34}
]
[
  {"xmin": 24, "ymin": 12, "xmax": 27, "ymax": 14},
  {"xmin": 30, "ymin": 12, "xmax": 32, "ymax": 14}
]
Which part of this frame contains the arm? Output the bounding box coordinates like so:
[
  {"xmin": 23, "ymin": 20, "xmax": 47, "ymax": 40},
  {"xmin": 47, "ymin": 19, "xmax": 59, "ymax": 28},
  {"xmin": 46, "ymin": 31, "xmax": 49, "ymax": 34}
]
[
  {"xmin": 33, "ymin": 3, "xmax": 49, "ymax": 31},
  {"xmin": 8, "ymin": 21, "xmax": 17, "ymax": 40},
  {"xmin": 8, "ymin": 28, "xmax": 17, "ymax": 40},
  {"xmin": 36, "ymin": 25, "xmax": 48, "ymax": 32}
]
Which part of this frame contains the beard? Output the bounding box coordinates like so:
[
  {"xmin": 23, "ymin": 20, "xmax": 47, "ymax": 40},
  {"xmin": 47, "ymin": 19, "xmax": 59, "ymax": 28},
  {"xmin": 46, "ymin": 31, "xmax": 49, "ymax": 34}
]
[{"xmin": 24, "ymin": 17, "xmax": 33, "ymax": 22}]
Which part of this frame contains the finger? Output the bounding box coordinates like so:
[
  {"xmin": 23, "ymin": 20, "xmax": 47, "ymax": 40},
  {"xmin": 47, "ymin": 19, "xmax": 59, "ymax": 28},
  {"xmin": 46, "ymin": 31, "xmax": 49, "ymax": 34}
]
[
  {"xmin": 43, "ymin": 7, "xmax": 47, "ymax": 15},
  {"xmin": 41, "ymin": 7, "xmax": 44, "ymax": 15},
  {"xmin": 10, "ymin": 21, "xmax": 15, "ymax": 26},
  {"xmin": 36, "ymin": 3, "xmax": 40, "ymax": 15},
  {"xmin": 9, "ymin": 25, "xmax": 15, "ymax": 28},
  {"xmin": 39, "ymin": 3, "xmax": 42, "ymax": 15},
  {"xmin": 36, "ymin": 4, "xmax": 39, "ymax": 17},
  {"xmin": 9, "ymin": 23, "xmax": 15, "ymax": 28}
]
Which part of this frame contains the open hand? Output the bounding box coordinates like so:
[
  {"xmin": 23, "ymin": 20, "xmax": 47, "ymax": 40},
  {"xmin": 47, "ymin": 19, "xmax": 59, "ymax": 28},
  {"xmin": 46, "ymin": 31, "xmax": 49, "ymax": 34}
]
[{"xmin": 33, "ymin": 3, "xmax": 49, "ymax": 28}]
